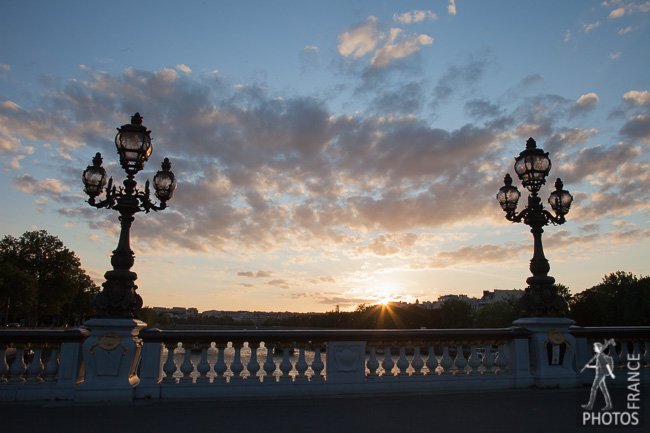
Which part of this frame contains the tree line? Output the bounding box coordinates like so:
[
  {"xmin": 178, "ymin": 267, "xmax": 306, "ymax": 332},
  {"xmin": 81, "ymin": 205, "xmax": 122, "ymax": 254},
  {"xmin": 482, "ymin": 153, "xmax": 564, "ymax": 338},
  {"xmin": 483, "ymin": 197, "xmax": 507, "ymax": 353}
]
[
  {"xmin": 0, "ymin": 230, "xmax": 98, "ymax": 327},
  {"xmin": 1, "ymin": 230, "xmax": 648, "ymax": 328}
]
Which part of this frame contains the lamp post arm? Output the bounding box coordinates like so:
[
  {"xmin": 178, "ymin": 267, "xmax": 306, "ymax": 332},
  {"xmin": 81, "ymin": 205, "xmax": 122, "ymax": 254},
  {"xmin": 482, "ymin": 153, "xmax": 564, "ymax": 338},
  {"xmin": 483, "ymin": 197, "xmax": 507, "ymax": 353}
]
[
  {"xmin": 542, "ymin": 209, "xmax": 566, "ymax": 226},
  {"xmin": 87, "ymin": 178, "xmax": 117, "ymax": 209},
  {"xmin": 505, "ymin": 207, "xmax": 528, "ymax": 223},
  {"xmin": 138, "ymin": 180, "xmax": 167, "ymax": 213}
]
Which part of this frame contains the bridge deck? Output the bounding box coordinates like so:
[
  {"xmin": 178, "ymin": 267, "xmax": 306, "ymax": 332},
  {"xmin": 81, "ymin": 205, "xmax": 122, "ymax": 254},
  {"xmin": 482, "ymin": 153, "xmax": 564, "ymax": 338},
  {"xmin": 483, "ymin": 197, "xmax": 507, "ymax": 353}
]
[{"xmin": 1, "ymin": 385, "xmax": 647, "ymax": 433}]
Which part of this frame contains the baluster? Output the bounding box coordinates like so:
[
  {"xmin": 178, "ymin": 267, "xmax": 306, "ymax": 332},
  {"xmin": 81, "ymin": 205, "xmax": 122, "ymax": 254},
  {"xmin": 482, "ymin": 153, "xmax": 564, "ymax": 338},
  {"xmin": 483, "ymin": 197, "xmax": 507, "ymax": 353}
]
[
  {"xmin": 247, "ymin": 341, "xmax": 261, "ymax": 381},
  {"xmin": 214, "ymin": 343, "xmax": 228, "ymax": 380},
  {"xmin": 263, "ymin": 341, "xmax": 277, "ymax": 382},
  {"xmin": 367, "ymin": 345, "xmax": 379, "ymax": 378},
  {"xmin": 495, "ymin": 343, "xmax": 508, "ymax": 373},
  {"xmin": 279, "ymin": 344, "xmax": 293, "ymax": 381},
  {"xmin": 607, "ymin": 341, "xmax": 621, "ymax": 367},
  {"xmin": 425, "ymin": 345, "xmax": 438, "ymax": 376},
  {"xmin": 230, "ymin": 342, "xmax": 244, "ymax": 380},
  {"xmin": 482, "ymin": 344, "xmax": 494, "ymax": 373},
  {"xmin": 440, "ymin": 345, "xmax": 452, "ymax": 374},
  {"xmin": 196, "ymin": 344, "xmax": 211, "ymax": 381},
  {"xmin": 311, "ymin": 344, "xmax": 324, "ymax": 380},
  {"xmin": 411, "ymin": 346, "xmax": 424, "ymax": 375},
  {"xmin": 163, "ymin": 342, "xmax": 178, "ymax": 381},
  {"xmin": 9, "ymin": 346, "xmax": 27, "ymax": 382},
  {"xmin": 381, "ymin": 345, "xmax": 394, "ymax": 378},
  {"xmin": 27, "ymin": 346, "xmax": 44, "ymax": 382},
  {"xmin": 468, "ymin": 344, "xmax": 481, "ymax": 374},
  {"xmin": 295, "ymin": 345, "xmax": 308, "ymax": 380},
  {"xmin": 396, "ymin": 345, "xmax": 409, "ymax": 376},
  {"xmin": 1, "ymin": 346, "xmax": 9, "ymax": 382},
  {"xmin": 636, "ymin": 341, "xmax": 648, "ymax": 367},
  {"xmin": 454, "ymin": 344, "xmax": 467, "ymax": 374},
  {"xmin": 180, "ymin": 343, "xmax": 195, "ymax": 381},
  {"xmin": 631, "ymin": 342, "xmax": 642, "ymax": 366},
  {"xmin": 619, "ymin": 341, "xmax": 630, "ymax": 366},
  {"xmin": 44, "ymin": 347, "xmax": 59, "ymax": 382}
]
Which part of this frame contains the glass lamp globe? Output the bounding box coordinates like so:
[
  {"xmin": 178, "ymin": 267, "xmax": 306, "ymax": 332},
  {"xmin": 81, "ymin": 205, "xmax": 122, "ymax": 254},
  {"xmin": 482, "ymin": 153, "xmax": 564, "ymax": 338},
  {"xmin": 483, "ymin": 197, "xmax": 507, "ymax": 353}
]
[
  {"xmin": 152, "ymin": 158, "xmax": 177, "ymax": 202},
  {"xmin": 548, "ymin": 178, "xmax": 573, "ymax": 216},
  {"xmin": 82, "ymin": 153, "xmax": 108, "ymax": 197},
  {"xmin": 497, "ymin": 173, "xmax": 520, "ymax": 212},
  {"xmin": 514, "ymin": 137, "xmax": 551, "ymax": 193},
  {"xmin": 115, "ymin": 112, "xmax": 152, "ymax": 175}
]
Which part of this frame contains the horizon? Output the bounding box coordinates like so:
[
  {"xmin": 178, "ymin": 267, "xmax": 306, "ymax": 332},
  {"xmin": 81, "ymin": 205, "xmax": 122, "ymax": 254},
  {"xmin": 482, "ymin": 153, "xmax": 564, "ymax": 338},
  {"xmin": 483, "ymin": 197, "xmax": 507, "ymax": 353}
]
[{"xmin": 1, "ymin": 1, "xmax": 649, "ymax": 313}]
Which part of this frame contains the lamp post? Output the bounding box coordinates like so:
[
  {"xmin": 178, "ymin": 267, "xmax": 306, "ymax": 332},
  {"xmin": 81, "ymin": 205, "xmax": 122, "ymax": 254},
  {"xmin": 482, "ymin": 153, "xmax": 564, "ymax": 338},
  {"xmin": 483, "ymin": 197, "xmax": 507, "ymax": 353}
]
[
  {"xmin": 497, "ymin": 137, "xmax": 573, "ymax": 317},
  {"xmin": 82, "ymin": 113, "xmax": 176, "ymax": 318}
]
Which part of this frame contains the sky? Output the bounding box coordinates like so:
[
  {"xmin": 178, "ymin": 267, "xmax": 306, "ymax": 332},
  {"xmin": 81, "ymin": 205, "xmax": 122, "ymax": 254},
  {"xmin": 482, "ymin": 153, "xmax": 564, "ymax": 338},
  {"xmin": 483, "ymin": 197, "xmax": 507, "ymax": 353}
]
[{"xmin": 0, "ymin": 0, "xmax": 649, "ymax": 313}]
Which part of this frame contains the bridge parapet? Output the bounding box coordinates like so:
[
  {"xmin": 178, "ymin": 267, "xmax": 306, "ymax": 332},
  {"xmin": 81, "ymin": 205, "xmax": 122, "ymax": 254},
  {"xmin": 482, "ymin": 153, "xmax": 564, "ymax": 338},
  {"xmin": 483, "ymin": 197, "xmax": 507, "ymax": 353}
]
[{"xmin": 1, "ymin": 325, "xmax": 648, "ymax": 401}]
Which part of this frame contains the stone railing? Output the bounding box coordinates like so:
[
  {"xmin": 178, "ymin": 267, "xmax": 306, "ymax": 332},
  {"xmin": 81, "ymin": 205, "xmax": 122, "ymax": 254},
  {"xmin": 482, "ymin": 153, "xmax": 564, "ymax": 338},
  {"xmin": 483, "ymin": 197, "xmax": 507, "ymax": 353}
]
[
  {"xmin": 1, "ymin": 323, "xmax": 648, "ymax": 401},
  {"xmin": 571, "ymin": 326, "xmax": 650, "ymax": 387},
  {"xmin": 0, "ymin": 328, "xmax": 88, "ymax": 401},
  {"xmin": 135, "ymin": 327, "xmax": 532, "ymax": 399}
]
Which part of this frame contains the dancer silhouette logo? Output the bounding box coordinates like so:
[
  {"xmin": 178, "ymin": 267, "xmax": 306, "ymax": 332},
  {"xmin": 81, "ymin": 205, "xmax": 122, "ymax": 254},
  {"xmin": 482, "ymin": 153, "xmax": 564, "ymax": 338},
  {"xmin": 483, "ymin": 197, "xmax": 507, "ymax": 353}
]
[{"xmin": 580, "ymin": 339, "xmax": 642, "ymax": 428}]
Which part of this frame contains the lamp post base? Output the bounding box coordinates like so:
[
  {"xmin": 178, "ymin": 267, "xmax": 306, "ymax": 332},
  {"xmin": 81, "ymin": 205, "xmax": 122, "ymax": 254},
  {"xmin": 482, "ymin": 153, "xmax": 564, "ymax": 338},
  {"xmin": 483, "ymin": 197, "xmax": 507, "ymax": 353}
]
[
  {"xmin": 76, "ymin": 318, "xmax": 146, "ymax": 401},
  {"xmin": 513, "ymin": 317, "xmax": 577, "ymax": 388}
]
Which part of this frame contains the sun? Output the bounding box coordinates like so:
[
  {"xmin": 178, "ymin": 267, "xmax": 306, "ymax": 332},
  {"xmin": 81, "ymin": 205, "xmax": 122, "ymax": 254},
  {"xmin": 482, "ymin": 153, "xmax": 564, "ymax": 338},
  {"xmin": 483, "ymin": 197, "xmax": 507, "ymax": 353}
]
[{"xmin": 380, "ymin": 298, "xmax": 390, "ymax": 306}]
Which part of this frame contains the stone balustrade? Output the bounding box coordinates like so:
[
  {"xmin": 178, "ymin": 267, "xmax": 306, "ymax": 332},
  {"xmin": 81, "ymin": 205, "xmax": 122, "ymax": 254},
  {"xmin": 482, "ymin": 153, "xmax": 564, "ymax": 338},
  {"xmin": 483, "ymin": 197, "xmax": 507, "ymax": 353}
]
[
  {"xmin": 1, "ymin": 324, "xmax": 648, "ymax": 401},
  {"xmin": 135, "ymin": 328, "xmax": 532, "ymax": 399},
  {"xmin": 0, "ymin": 328, "xmax": 88, "ymax": 401}
]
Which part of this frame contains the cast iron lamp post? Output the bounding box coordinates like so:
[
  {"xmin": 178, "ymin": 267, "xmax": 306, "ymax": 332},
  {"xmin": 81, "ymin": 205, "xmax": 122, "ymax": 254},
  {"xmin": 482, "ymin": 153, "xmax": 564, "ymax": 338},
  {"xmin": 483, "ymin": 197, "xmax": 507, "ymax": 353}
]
[
  {"xmin": 497, "ymin": 137, "xmax": 573, "ymax": 317},
  {"xmin": 82, "ymin": 113, "xmax": 176, "ymax": 318}
]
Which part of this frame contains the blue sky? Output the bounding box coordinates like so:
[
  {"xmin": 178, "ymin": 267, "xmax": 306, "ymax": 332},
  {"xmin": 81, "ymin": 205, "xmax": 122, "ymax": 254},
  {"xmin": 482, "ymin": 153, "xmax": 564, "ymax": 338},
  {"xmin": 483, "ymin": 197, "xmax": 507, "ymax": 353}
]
[{"xmin": 1, "ymin": 0, "xmax": 649, "ymax": 312}]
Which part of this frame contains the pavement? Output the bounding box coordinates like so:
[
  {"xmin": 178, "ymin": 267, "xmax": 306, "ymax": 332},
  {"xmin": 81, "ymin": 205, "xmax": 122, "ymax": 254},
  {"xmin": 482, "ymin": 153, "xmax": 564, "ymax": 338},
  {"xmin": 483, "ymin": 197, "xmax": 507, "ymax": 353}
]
[{"xmin": 1, "ymin": 385, "xmax": 648, "ymax": 433}]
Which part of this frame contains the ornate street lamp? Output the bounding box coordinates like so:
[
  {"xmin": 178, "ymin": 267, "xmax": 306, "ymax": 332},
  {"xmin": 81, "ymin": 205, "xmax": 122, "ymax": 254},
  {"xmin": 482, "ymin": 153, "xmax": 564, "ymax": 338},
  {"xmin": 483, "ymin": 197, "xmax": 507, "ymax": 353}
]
[
  {"xmin": 497, "ymin": 138, "xmax": 573, "ymax": 317},
  {"xmin": 82, "ymin": 113, "xmax": 177, "ymax": 318}
]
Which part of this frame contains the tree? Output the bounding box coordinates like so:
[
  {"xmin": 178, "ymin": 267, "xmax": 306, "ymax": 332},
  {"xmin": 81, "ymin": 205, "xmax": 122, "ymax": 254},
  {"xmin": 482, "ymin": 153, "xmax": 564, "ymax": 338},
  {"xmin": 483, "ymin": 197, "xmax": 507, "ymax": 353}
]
[
  {"xmin": 569, "ymin": 271, "xmax": 650, "ymax": 326},
  {"xmin": 474, "ymin": 296, "xmax": 520, "ymax": 328},
  {"xmin": 438, "ymin": 299, "xmax": 475, "ymax": 328},
  {"xmin": 0, "ymin": 230, "xmax": 99, "ymax": 326},
  {"xmin": 0, "ymin": 262, "xmax": 38, "ymax": 325}
]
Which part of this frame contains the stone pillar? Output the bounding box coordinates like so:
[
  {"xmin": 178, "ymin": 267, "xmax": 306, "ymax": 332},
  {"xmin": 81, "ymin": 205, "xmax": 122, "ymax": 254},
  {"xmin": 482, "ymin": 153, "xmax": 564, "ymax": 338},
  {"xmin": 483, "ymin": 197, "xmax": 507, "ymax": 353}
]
[
  {"xmin": 326, "ymin": 341, "xmax": 366, "ymax": 383},
  {"xmin": 513, "ymin": 317, "xmax": 577, "ymax": 388},
  {"xmin": 76, "ymin": 318, "xmax": 146, "ymax": 401}
]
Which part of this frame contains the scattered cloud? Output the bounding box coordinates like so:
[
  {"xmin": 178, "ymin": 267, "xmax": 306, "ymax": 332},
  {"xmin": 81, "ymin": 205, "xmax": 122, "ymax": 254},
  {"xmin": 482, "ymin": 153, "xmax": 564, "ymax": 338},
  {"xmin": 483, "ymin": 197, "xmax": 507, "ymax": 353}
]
[
  {"xmin": 370, "ymin": 30, "xmax": 433, "ymax": 68},
  {"xmin": 448, "ymin": 0, "xmax": 457, "ymax": 16},
  {"xmin": 393, "ymin": 10, "xmax": 437, "ymax": 24},
  {"xmin": 609, "ymin": 7, "xmax": 626, "ymax": 19},
  {"xmin": 176, "ymin": 64, "xmax": 192, "ymax": 74},
  {"xmin": 337, "ymin": 15, "xmax": 433, "ymax": 69},
  {"xmin": 583, "ymin": 21, "xmax": 601, "ymax": 33},
  {"xmin": 622, "ymin": 90, "xmax": 650, "ymax": 107},
  {"xmin": 237, "ymin": 270, "xmax": 275, "ymax": 278},
  {"xmin": 13, "ymin": 174, "xmax": 69, "ymax": 196}
]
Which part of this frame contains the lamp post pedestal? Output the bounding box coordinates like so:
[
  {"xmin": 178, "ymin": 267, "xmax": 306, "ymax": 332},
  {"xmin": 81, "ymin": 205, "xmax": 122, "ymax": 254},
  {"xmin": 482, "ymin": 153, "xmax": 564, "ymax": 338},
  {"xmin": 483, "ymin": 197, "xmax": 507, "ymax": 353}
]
[
  {"xmin": 77, "ymin": 318, "xmax": 146, "ymax": 401},
  {"xmin": 513, "ymin": 317, "xmax": 577, "ymax": 388}
]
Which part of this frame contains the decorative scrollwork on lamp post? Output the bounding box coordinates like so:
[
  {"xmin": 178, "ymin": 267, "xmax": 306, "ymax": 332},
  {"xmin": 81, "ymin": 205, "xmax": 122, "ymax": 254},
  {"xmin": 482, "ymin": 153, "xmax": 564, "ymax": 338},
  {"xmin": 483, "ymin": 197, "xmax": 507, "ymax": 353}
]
[
  {"xmin": 496, "ymin": 138, "xmax": 573, "ymax": 318},
  {"xmin": 82, "ymin": 113, "xmax": 177, "ymax": 318}
]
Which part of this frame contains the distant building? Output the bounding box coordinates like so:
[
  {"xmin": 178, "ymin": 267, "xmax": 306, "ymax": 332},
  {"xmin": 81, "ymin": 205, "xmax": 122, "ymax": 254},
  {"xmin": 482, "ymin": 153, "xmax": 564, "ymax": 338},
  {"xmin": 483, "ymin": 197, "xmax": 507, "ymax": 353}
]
[{"xmin": 480, "ymin": 289, "xmax": 524, "ymax": 305}]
